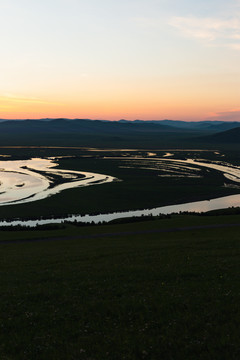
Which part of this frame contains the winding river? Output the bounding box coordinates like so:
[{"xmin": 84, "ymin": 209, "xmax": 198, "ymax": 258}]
[
  {"xmin": 0, "ymin": 158, "xmax": 116, "ymax": 206},
  {"xmin": 0, "ymin": 156, "xmax": 240, "ymax": 227}
]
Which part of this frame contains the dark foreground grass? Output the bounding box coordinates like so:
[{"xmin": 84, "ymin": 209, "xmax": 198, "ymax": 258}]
[{"xmin": 0, "ymin": 216, "xmax": 239, "ymax": 360}]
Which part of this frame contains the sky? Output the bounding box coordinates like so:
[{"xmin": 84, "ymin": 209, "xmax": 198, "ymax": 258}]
[{"xmin": 0, "ymin": 0, "xmax": 240, "ymax": 121}]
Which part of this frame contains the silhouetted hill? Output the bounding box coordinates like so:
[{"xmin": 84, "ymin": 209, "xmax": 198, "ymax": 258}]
[
  {"xmin": 0, "ymin": 118, "xmax": 193, "ymax": 136},
  {"xmin": 1, "ymin": 118, "xmax": 239, "ymax": 131},
  {"xmin": 199, "ymin": 127, "xmax": 240, "ymax": 143},
  {"xmin": 0, "ymin": 118, "xmax": 239, "ymax": 149},
  {"xmin": 132, "ymin": 120, "xmax": 240, "ymax": 131},
  {"xmin": 119, "ymin": 119, "xmax": 240, "ymax": 132},
  {"xmin": 205, "ymin": 122, "xmax": 240, "ymax": 132}
]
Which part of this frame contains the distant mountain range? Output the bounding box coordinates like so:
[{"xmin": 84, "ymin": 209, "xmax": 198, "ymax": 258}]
[
  {"xmin": 0, "ymin": 118, "xmax": 239, "ymax": 131},
  {"xmin": 118, "ymin": 119, "xmax": 240, "ymax": 131},
  {"xmin": 0, "ymin": 118, "xmax": 239, "ymax": 148}
]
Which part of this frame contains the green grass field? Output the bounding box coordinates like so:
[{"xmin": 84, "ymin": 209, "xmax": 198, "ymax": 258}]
[{"xmin": 0, "ymin": 214, "xmax": 239, "ymax": 359}]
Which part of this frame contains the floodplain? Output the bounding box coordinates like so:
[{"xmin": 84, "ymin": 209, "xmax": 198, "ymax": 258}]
[
  {"xmin": 0, "ymin": 146, "xmax": 240, "ymax": 360},
  {"xmin": 0, "ymin": 147, "xmax": 240, "ymax": 223}
]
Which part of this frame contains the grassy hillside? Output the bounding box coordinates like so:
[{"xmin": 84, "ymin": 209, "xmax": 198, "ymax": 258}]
[
  {"xmin": 0, "ymin": 214, "xmax": 239, "ymax": 359},
  {"xmin": 200, "ymin": 127, "xmax": 240, "ymax": 143}
]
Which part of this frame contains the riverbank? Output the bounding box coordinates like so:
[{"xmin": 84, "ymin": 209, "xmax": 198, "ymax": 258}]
[{"xmin": 1, "ymin": 192, "xmax": 240, "ymax": 227}]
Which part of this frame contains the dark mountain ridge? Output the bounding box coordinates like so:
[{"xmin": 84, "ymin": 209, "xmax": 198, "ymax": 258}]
[
  {"xmin": 1, "ymin": 118, "xmax": 239, "ymax": 132},
  {"xmin": 198, "ymin": 126, "xmax": 240, "ymax": 143},
  {"xmin": 0, "ymin": 118, "xmax": 239, "ymax": 148},
  {"xmin": 0, "ymin": 118, "xmax": 194, "ymax": 135}
]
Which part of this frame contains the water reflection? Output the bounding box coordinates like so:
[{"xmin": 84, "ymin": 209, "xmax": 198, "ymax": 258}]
[
  {"xmin": 0, "ymin": 156, "xmax": 240, "ymax": 227},
  {"xmin": 0, "ymin": 158, "xmax": 116, "ymax": 205},
  {"xmin": 1, "ymin": 193, "xmax": 240, "ymax": 228}
]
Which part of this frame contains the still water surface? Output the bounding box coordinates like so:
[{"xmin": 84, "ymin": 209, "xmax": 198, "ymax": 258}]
[
  {"xmin": 0, "ymin": 158, "xmax": 115, "ymax": 206},
  {"xmin": 0, "ymin": 157, "xmax": 240, "ymax": 227}
]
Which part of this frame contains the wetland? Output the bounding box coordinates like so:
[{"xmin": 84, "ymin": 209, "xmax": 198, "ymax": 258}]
[{"xmin": 0, "ymin": 148, "xmax": 240, "ymax": 225}]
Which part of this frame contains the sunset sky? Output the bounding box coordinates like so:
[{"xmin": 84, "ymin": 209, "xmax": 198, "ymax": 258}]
[{"xmin": 0, "ymin": 0, "xmax": 240, "ymax": 121}]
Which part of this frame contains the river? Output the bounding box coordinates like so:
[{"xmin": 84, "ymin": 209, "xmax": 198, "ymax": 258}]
[{"xmin": 0, "ymin": 156, "xmax": 240, "ymax": 227}]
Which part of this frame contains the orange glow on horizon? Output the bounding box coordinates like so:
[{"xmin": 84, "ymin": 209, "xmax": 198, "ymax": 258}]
[
  {"xmin": 1, "ymin": 75, "xmax": 239, "ymax": 121},
  {"xmin": 1, "ymin": 1, "xmax": 239, "ymax": 123}
]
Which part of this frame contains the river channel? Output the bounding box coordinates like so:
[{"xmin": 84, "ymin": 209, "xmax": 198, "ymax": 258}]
[
  {"xmin": 0, "ymin": 156, "xmax": 240, "ymax": 227},
  {"xmin": 0, "ymin": 158, "xmax": 116, "ymax": 206}
]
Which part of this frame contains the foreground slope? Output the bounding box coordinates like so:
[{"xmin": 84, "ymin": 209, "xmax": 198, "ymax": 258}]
[{"xmin": 0, "ymin": 214, "xmax": 239, "ymax": 360}]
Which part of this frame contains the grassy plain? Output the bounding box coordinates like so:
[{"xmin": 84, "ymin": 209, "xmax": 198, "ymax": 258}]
[{"xmin": 0, "ymin": 215, "xmax": 239, "ymax": 359}]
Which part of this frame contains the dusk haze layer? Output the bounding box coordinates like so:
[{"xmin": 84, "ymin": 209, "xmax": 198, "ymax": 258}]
[{"xmin": 1, "ymin": 0, "xmax": 240, "ymax": 121}]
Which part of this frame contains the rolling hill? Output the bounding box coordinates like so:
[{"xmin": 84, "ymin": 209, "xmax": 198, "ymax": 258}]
[
  {"xmin": 0, "ymin": 118, "xmax": 239, "ymax": 149},
  {"xmin": 199, "ymin": 126, "xmax": 240, "ymax": 143}
]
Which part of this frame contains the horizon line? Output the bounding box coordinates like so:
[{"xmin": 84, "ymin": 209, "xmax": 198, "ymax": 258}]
[{"xmin": 0, "ymin": 118, "xmax": 239, "ymax": 123}]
